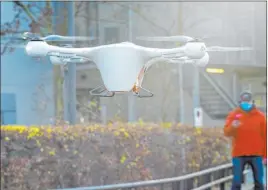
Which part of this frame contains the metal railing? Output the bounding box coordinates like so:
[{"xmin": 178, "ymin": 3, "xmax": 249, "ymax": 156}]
[{"xmin": 52, "ymin": 163, "xmax": 252, "ymax": 190}]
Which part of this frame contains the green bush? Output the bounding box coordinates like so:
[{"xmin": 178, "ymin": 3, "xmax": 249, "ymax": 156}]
[{"xmin": 1, "ymin": 123, "xmax": 230, "ymax": 190}]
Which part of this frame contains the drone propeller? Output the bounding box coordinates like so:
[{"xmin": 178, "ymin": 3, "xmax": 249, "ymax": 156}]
[
  {"xmin": 1, "ymin": 32, "xmax": 96, "ymax": 49},
  {"xmin": 136, "ymin": 35, "xmax": 252, "ymax": 52},
  {"xmin": 13, "ymin": 32, "xmax": 95, "ymax": 42},
  {"xmin": 206, "ymin": 46, "xmax": 253, "ymax": 52},
  {"xmin": 136, "ymin": 35, "xmax": 197, "ymax": 43},
  {"xmin": 1, "ymin": 43, "xmax": 26, "ymax": 49}
]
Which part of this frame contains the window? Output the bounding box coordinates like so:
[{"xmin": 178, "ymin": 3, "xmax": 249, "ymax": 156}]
[
  {"xmin": 1, "ymin": 93, "xmax": 17, "ymax": 125},
  {"xmin": 104, "ymin": 26, "xmax": 120, "ymax": 44}
]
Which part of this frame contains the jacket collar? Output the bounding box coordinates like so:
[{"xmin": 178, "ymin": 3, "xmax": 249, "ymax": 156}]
[{"xmin": 236, "ymin": 107, "xmax": 258, "ymax": 115}]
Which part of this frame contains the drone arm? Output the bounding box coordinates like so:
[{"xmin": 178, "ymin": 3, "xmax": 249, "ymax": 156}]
[
  {"xmin": 25, "ymin": 40, "xmax": 97, "ymax": 58},
  {"xmin": 46, "ymin": 44, "xmax": 95, "ymax": 57},
  {"xmin": 143, "ymin": 46, "xmax": 186, "ymax": 58},
  {"xmin": 144, "ymin": 56, "xmax": 184, "ymax": 69},
  {"xmin": 144, "ymin": 52, "xmax": 209, "ymax": 69}
]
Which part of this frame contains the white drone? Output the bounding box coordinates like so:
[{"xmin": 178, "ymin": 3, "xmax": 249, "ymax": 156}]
[{"xmin": 2, "ymin": 32, "xmax": 252, "ymax": 98}]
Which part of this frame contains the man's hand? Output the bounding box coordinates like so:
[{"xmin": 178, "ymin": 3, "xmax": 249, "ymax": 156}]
[{"xmin": 231, "ymin": 120, "xmax": 240, "ymax": 128}]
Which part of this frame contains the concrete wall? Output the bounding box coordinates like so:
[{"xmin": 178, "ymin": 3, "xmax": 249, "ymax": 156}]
[{"xmin": 1, "ymin": 2, "xmax": 54, "ymax": 125}]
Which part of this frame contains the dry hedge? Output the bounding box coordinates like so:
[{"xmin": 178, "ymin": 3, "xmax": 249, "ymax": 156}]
[{"xmin": 0, "ymin": 123, "xmax": 230, "ymax": 190}]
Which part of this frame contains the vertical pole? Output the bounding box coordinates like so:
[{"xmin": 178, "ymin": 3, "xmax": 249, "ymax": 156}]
[
  {"xmin": 127, "ymin": 3, "xmax": 136, "ymax": 122},
  {"xmin": 192, "ymin": 1, "xmax": 201, "ymax": 126},
  {"xmin": 52, "ymin": 2, "xmax": 58, "ymax": 123},
  {"xmin": 67, "ymin": 2, "xmax": 77, "ymax": 124},
  {"xmin": 179, "ymin": 64, "xmax": 184, "ymax": 124},
  {"xmin": 101, "ymin": 105, "xmax": 107, "ymax": 125},
  {"xmin": 63, "ymin": 67, "xmax": 69, "ymax": 122},
  {"xmin": 178, "ymin": 2, "xmax": 184, "ymax": 124},
  {"xmin": 232, "ymin": 72, "xmax": 237, "ymax": 100},
  {"xmin": 193, "ymin": 65, "xmax": 200, "ymax": 127},
  {"xmin": 252, "ymin": 3, "xmax": 256, "ymax": 65}
]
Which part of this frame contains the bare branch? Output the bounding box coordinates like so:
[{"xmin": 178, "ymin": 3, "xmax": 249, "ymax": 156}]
[
  {"xmin": 75, "ymin": 2, "xmax": 85, "ymax": 17},
  {"xmin": 14, "ymin": 1, "xmax": 37, "ymax": 24},
  {"xmin": 1, "ymin": 2, "xmax": 53, "ymax": 55},
  {"xmin": 1, "ymin": 42, "xmax": 10, "ymax": 55}
]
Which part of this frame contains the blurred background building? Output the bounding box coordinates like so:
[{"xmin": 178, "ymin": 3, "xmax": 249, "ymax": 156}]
[
  {"xmin": 1, "ymin": 1, "xmax": 266, "ymax": 126},
  {"xmin": 1, "ymin": 2, "xmax": 54, "ymax": 125}
]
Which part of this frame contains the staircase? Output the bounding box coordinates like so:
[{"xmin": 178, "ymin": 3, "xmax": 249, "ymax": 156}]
[
  {"xmin": 199, "ymin": 69, "xmax": 237, "ymax": 119},
  {"xmin": 182, "ymin": 64, "xmax": 237, "ymax": 120}
]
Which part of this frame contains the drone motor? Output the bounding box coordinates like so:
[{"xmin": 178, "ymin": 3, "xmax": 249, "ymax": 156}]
[
  {"xmin": 184, "ymin": 42, "xmax": 206, "ymax": 59},
  {"xmin": 25, "ymin": 41, "xmax": 50, "ymax": 57}
]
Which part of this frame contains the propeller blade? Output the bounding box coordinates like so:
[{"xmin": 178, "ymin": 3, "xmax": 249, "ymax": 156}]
[
  {"xmin": 19, "ymin": 32, "xmax": 42, "ymax": 40},
  {"xmin": 1, "ymin": 32, "xmax": 40, "ymax": 42},
  {"xmin": 2, "ymin": 32, "xmax": 96, "ymax": 43},
  {"xmin": 136, "ymin": 35, "xmax": 195, "ymax": 43},
  {"xmin": 206, "ymin": 46, "xmax": 253, "ymax": 52},
  {"xmin": 41, "ymin": 35, "xmax": 96, "ymax": 42},
  {"xmin": 1, "ymin": 43, "xmax": 26, "ymax": 48},
  {"xmin": 1, "ymin": 35, "xmax": 29, "ymax": 42}
]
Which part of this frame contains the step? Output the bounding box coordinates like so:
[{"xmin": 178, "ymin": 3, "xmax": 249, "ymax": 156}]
[
  {"xmin": 200, "ymin": 85, "xmax": 214, "ymax": 90},
  {"xmin": 212, "ymin": 113, "xmax": 229, "ymax": 119},
  {"xmin": 200, "ymin": 92, "xmax": 221, "ymax": 98},
  {"xmin": 201, "ymin": 104, "xmax": 230, "ymax": 109},
  {"xmin": 202, "ymin": 106, "xmax": 231, "ymax": 113},
  {"xmin": 199, "ymin": 80, "xmax": 212, "ymax": 86},
  {"xmin": 201, "ymin": 102, "xmax": 230, "ymax": 108},
  {"xmin": 202, "ymin": 107, "xmax": 230, "ymax": 113},
  {"xmin": 206, "ymin": 112, "xmax": 229, "ymax": 119},
  {"xmin": 201, "ymin": 100, "xmax": 231, "ymax": 106},
  {"xmin": 200, "ymin": 96, "xmax": 223, "ymax": 102},
  {"xmin": 200, "ymin": 90, "xmax": 219, "ymax": 96},
  {"xmin": 204, "ymin": 110, "xmax": 230, "ymax": 116}
]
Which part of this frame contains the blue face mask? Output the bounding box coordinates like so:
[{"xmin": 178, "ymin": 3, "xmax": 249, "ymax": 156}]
[{"xmin": 240, "ymin": 102, "xmax": 253, "ymax": 112}]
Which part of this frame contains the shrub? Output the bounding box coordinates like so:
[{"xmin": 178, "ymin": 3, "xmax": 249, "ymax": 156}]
[{"xmin": 0, "ymin": 123, "xmax": 230, "ymax": 190}]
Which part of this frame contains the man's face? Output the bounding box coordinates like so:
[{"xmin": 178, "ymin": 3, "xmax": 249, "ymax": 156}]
[{"xmin": 240, "ymin": 93, "xmax": 253, "ymax": 111}]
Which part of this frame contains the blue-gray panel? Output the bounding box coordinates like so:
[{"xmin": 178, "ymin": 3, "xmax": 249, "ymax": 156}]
[
  {"xmin": 1, "ymin": 111, "xmax": 17, "ymax": 125},
  {"xmin": 1, "ymin": 93, "xmax": 16, "ymax": 111}
]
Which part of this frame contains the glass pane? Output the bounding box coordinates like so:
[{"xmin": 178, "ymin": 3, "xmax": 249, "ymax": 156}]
[
  {"xmin": 2, "ymin": 111, "xmax": 17, "ymax": 125},
  {"xmin": 104, "ymin": 27, "xmax": 119, "ymax": 44}
]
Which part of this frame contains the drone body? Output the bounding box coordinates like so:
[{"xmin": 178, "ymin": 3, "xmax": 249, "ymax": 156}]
[
  {"xmin": 8, "ymin": 33, "xmax": 251, "ymax": 97},
  {"xmin": 91, "ymin": 44, "xmax": 149, "ymax": 92},
  {"xmin": 24, "ymin": 40, "xmax": 207, "ymax": 96}
]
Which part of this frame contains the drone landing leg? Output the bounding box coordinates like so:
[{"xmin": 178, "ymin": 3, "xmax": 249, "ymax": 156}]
[
  {"xmin": 133, "ymin": 86, "xmax": 154, "ymax": 98},
  {"xmin": 90, "ymin": 85, "xmax": 115, "ymax": 97}
]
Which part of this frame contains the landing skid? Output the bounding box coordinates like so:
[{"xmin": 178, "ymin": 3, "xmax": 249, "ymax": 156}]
[
  {"xmin": 89, "ymin": 85, "xmax": 115, "ymax": 97},
  {"xmin": 90, "ymin": 85, "xmax": 153, "ymax": 98},
  {"xmin": 133, "ymin": 86, "xmax": 154, "ymax": 98}
]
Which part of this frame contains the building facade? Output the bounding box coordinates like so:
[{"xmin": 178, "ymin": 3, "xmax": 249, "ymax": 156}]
[
  {"xmin": 75, "ymin": 2, "xmax": 266, "ymax": 126},
  {"xmin": 1, "ymin": 2, "xmax": 55, "ymax": 125},
  {"xmin": 1, "ymin": 2, "xmax": 266, "ymax": 126}
]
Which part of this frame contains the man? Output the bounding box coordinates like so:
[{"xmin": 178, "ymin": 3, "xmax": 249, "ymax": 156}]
[{"xmin": 224, "ymin": 91, "xmax": 267, "ymax": 190}]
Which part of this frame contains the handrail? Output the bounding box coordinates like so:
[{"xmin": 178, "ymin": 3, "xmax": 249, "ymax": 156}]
[
  {"xmin": 52, "ymin": 163, "xmax": 235, "ymax": 190},
  {"xmin": 200, "ymin": 69, "xmax": 237, "ymax": 109},
  {"xmin": 192, "ymin": 170, "xmax": 250, "ymax": 190}
]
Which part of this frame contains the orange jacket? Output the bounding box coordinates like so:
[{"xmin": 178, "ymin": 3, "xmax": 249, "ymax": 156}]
[{"xmin": 224, "ymin": 107, "xmax": 267, "ymax": 158}]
